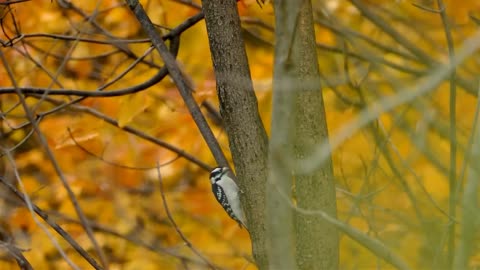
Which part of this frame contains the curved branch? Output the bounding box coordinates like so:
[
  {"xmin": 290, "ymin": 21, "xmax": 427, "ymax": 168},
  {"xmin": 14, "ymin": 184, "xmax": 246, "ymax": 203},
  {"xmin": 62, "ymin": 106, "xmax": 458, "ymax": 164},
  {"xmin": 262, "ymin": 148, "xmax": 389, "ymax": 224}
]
[{"xmin": 0, "ymin": 11, "xmax": 205, "ymax": 98}]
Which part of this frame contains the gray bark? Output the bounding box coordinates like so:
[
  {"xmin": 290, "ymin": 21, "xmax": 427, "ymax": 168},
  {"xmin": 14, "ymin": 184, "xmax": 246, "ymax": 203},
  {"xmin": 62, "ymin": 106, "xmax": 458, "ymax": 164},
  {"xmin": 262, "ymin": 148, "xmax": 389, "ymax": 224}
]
[{"xmin": 200, "ymin": 0, "xmax": 270, "ymax": 268}]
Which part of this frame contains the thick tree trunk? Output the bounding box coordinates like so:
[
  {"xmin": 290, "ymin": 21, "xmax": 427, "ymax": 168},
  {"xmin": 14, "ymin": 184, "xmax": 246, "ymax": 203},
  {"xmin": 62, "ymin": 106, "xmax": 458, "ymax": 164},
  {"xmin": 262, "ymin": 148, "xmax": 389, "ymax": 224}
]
[
  {"xmin": 201, "ymin": 0, "xmax": 338, "ymax": 269},
  {"xmin": 200, "ymin": 0, "xmax": 270, "ymax": 268},
  {"xmin": 269, "ymin": 0, "xmax": 338, "ymax": 269}
]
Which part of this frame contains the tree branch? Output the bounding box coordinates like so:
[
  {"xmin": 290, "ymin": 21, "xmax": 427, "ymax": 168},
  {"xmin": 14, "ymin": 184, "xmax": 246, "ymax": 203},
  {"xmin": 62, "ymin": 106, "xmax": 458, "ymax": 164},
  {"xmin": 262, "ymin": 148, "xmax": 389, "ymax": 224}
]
[{"xmin": 125, "ymin": 0, "xmax": 229, "ymax": 168}]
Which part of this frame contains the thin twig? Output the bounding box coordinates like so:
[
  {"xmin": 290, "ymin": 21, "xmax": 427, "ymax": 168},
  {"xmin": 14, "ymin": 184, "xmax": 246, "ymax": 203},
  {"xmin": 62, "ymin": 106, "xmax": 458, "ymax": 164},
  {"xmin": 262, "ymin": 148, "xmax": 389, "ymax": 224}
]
[
  {"xmin": 0, "ymin": 41, "xmax": 106, "ymax": 269},
  {"xmin": 67, "ymin": 128, "xmax": 181, "ymax": 170},
  {"xmin": 0, "ymin": 174, "xmax": 102, "ymax": 269},
  {"xmin": 0, "ymin": 0, "xmax": 30, "ymax": 5},
  {"xmin": 411, "ymin": 2, "xmax": 442, "ymax": 14},
  {"xmin": 156, "ymin": 163, "xmax": 218, "ymax": 269},
  {"xmin": 46, "ymin": 210, "xmax": 214, "ymax": 267},
  {"xmin": 435, "ymin": 0, "xmax": 457, "ymax": 267},
  {"xmin": 67, "ymin": 103, "xmax": 212, "ymax": 171},
  {"xmin": 267, "ymin": 168, "xmax": 412, "ymax": 270},
  {"xmin": 349, "ymin": 0, "xmax": 478, "ymax": 96},
  {"xmin": 0, "ymin": 240, "xmax": 33, "ymax": 270},
  {"xmin": 299, "ymin": 29, "xmax": 480, "ymax": 175}
]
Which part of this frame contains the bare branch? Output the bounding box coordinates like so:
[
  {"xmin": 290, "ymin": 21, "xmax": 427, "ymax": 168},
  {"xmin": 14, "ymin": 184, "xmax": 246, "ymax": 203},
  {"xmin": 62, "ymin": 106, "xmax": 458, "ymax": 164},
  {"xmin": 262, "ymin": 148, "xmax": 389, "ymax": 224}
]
[
  {"xmin": 125, "ymin": 0, "xmax": 229, "ymax": 167},
  {"xmin": 156, "ymin": 164, "xmax": 218, "ymax": 270}
]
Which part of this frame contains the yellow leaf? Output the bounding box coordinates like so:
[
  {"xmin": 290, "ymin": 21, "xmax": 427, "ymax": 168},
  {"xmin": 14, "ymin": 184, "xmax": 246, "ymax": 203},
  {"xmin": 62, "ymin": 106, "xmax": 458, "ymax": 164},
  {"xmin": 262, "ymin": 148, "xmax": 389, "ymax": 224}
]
[{"xmin": 117, "ymin": 93, "xmax": 153, "ymax": 127}]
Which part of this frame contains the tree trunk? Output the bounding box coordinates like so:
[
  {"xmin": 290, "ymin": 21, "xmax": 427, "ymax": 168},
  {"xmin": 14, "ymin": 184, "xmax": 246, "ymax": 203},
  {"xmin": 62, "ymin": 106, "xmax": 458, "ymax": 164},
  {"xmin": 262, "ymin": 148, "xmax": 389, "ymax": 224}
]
[
  {"xmin": 200, "ymin": 0, "xmax": 270, "ymax": 268},
  {"xmin": 269, "ymin": 0, "xmax": 339, "ymax": 269}
]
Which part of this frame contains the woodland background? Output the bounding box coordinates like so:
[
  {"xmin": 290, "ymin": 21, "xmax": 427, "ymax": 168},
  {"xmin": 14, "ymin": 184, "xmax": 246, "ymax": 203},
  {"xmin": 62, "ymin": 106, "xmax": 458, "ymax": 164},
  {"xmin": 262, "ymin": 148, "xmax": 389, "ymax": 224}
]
[{"xmin": 0, "ymin": 0, "xmax": 480, "ymax": 269}]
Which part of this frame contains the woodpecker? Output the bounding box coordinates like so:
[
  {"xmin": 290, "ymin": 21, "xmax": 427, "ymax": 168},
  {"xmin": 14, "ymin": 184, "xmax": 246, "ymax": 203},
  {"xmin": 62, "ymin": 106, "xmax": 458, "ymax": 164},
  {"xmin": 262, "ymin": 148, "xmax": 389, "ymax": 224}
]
[{"xmin": 209, "ymin": 167, "xmax": 247, "ymax": 229}]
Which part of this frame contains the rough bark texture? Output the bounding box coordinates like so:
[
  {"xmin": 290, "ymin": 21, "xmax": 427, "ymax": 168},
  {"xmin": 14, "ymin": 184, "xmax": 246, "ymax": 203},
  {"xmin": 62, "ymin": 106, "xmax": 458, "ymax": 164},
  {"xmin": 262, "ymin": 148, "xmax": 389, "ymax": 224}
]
[
  {"xmin": 270, "ymin": 0, "xmax": 339, "ymax": 269},
  {"xmin": 200, "ymin": 0, "xmax": 270, "ymax": 268}
]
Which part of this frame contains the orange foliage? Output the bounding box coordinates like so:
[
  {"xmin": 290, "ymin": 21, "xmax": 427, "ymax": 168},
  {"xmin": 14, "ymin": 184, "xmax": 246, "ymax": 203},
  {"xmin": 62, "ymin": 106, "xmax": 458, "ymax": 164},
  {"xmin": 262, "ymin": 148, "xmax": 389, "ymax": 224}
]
[{"xmin": 0, "ymin": 0, "xmax": 479, "ymax": 269}]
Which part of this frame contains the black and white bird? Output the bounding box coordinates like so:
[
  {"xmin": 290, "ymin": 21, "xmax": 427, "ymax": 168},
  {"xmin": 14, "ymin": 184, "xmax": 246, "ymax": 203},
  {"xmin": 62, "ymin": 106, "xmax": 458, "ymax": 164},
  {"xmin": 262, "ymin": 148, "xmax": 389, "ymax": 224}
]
[{"xmin": 210, "ymin": 167, "xmax": 247, "ymax": 229}]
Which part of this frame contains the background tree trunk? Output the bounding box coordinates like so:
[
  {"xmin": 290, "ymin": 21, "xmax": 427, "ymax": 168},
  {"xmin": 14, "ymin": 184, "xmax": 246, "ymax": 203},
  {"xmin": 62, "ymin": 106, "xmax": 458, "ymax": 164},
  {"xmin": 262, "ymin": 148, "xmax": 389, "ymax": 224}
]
[
  {"xmin": 268, "ymin": 0, "xmax": 338, "ymax": 269},
  {"xmin": 291, "ymin": 1, "xmax": 338, "ymax": 268}
]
